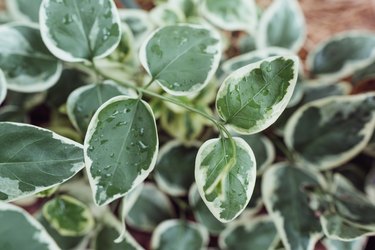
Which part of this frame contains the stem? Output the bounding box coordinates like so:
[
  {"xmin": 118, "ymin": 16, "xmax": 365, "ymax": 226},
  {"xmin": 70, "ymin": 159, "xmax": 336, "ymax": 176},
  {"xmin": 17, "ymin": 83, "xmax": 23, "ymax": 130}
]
[{"xmin": 268, "ymin": 133, "xmax": 295, "ymax": 162}]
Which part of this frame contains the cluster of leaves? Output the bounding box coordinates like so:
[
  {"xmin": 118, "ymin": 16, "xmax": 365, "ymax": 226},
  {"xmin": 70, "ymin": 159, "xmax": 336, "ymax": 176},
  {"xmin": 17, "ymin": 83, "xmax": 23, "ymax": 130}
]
[{"xmin": 0, "ymin": 0, "xmax": 374, "ymax": 249}]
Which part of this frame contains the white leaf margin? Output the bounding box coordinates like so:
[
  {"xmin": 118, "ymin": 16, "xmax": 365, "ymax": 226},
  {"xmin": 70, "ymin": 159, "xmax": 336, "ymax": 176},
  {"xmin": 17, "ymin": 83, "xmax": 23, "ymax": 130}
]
[
  {"xmin": 83, "ymin": 96, "xmax": 159, "ymax": 206},
  {"xmin": 216, "ymin": 55, "xmax": 299, "ymax": 135},
  {"xmin": 306, "ymin": 31, "xmax": 375, "ymax": 82},
  {"xmin": 256, "ymin": 0, "xmax": 306, "ymax": 53},
  {"xmin": 0, "ymin": 202, "xmax": 60, "ymax": 250},
  {"xmin": 39, "ymin": 0, "xmax": 122, "ymax": 63},
  {"xmin": 150, "ymin": 219, "xmax": 209, "ymax": 250},
  {"xmin": 284, "ymin": 93, "xmax": 375, "ymax": 170},
  {"xmin": 195, "ymin": 137, "xmax": 257, "ymax": 223},
  {"xmin": 0, "ymin": 69, "xmax": 7, "ymax": 105},
  {"xmin": 139, "ymin": 23, "xmax": 222, "ymax": 96},
  {"xmin": 6, "ymin": 0, "xmax": 40, "ymax": 23}
]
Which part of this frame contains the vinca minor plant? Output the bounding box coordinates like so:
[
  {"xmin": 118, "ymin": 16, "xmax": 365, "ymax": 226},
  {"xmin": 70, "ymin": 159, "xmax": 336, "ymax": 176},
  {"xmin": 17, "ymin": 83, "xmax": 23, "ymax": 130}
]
[{"xmin": 0, "ymin": 0, "xmax": 375, "ymax": 249}]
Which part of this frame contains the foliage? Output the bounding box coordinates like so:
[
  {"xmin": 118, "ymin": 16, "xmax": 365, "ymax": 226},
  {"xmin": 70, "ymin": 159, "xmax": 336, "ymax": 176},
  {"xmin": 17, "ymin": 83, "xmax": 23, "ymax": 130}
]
[{"xmin": 0, "ymin": 0, "xmax": 374, "ymax": 249}]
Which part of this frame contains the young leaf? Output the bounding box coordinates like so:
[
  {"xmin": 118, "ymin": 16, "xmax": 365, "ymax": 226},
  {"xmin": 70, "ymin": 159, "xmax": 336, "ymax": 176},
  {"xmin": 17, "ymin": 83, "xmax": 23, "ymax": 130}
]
[
  {"xmin": 0, "ymin": 70, "xmax": 6, "ymax": 105},
  {"xmin": 139, "ymin": 24, "xmax": 221, "ymax": 96},
  {"xmin": 67, "ymin": 81, "xmax": 134, "ymax": 134},
  {"xmin": 216, "ymin": 56, "xmax": 299, "ymax": 134},
  {"xmin": 95, "ymin": 225, "xmax": 144, "ymax": 250},
  {"xmin": 0, "ymin": 122, "xmax": 84, "ymax": 202},
  {"xmin": 126, "ymin": 183, "xmax": 175, "ymax": 232},
  {"xmin": 150, "ymin": 219, "xmax": 209, "ymax": 250},
  {"xmin": 189, "ymin": 184, "xmax": 226, "ymax": 235},
  {"xmin": 200, "ymin": 0, "xmax": 257, "ymax": 32},
  {"xmin": 307, "ymin": 31, "xmax": 375, "ymax": 81},
  {"xmin": 195, "ymin": 137, "xmax": 256, "ymax": 223},
  {"xmin": 6, "ymin": 0, "xmax": 42, "ymax": 23},
  {"xmin": 154, "ymin": 141, "xmax": 198, "ymax": 196},
  {"xmin": 262, "ymin": 163, "xmax": 323, "ymax": 250},
  {"xmin": 218, "ymin": 216, "xmax": 279, "ymax": 250},
  {"xmin": 39, "ymin": 0, "xmax": 121, "ymax": 62},
  {"xmin": 43, "ymin": 195, "xmax": 94, "ymax": 237},
  {"xmin": 257, "ymin": 0, "xmax": 306, "ymax": 52},
  {"xmin": 0, "ymin": 23, "xmax": 62, "ymax": 92},
  {"xmin": 285, "ymin": 93, "xmax": 375, "ymax": 170},
  {"xmin": 84, "ymin": 96, "xmax": 158, "ymax": 206}
]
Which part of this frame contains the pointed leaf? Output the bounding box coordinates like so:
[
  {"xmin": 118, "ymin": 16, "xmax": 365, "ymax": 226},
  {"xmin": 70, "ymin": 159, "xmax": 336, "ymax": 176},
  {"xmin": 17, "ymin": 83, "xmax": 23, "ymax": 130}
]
[
  {"xmin": 195, "ymin": 137, "xmax": 256, "ymax": 223},
  {"xmin": 0, "ymin": 23, "xmax": 62, "ymax": 92},
  {"xmin": 6, "ymin": 0, "xmax": 42, "ymax": 22},
  {"xmin": 257, "ymin": 0, "xmax": 305, "ymax": 52},
  {"xmin": 201, "ymin": 0, "xmax": 257, "ymax": 31},
  {"xmin": 151, "ymin": 219, "xmax": 209, "ymax": 250},
  {"xmin": 0, "ymin": 202, "xmax": 59, "ymax": 250},
  {"xmin": 126, "ymin": 183, "xmax": 175, "ymax": 232},
  {"xmin": 0, "ymin": 122, "xmax": 84, "ymax": 202},
  {"xmin": 262, "ymin": 163, "xmax": 323, "ymax": 250},
  {"xmin": 67, "ymin": 81, "xmax": 134, "ymax": 134},
  {"xmin": 43, "ymin": 195, "xmax": 94, "ymax": 237},
  {"xmin": 216, "ymin": 56, "xmax": 299, "ymax": 134},
  {"xmin": 155, "ymin": 141, "xmax": 198, "ymax": 196},
  {"xmin": 218, "ymin": 216, "xmax": 279, "ymax": 250},
  {"xmin": 40, "ymin": 0, "xmax": 121, "ymax": 62},
  {"xmin": 307, "ymin": 31, "xmax": 375, "ymax": 81},
  {"xmin": 285, "ymin": 93, "xmax": 375, "ymax": 170},
  {"xmin": 140, "ymin": 24, "xmax": 221, "ymax": 96},
  {"xmin": 84, "ymin": 96, "xmax": 158, "ymax": 206}
]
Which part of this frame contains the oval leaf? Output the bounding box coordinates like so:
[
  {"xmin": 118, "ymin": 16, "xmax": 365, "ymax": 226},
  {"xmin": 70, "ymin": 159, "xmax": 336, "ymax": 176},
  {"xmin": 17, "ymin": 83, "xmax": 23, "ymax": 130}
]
[
  {"xmin": 262, "ymin": 163, "xmax": 323, "ymax": 250},
  {"xmin": 0, "ymin": 122, "xmax": 84, "ymax": 202},
  {"xmin": 151, "ymin": 219, "xmax": 209, "ymax": 250},
  {"xmin": 307, "ymin": 31, "xmax": 375, "ymax": 81},
  {"xmin": 126, "ymin": 183, "xmax": 175, "ymax": 232},
  {"xmin": 201, "ymin": 0, "xmax": 257, "ymax": 31},
  {"xmin": 43, "ymin": 195, "xmax": 94, "ymax": 237},
  {"xmin": 154, "ymin": 141, "xmax": 198, "ymax": 196},
  {"xmin": 218, "ymin": 216, "xmax": 279, "ymax": 250},
  {"xmin": 0, "ymin": 202, "xmax": 59, "ymax": 250},
  {"xmin": 84, "ymin": 96, "xmax": 158, "ymax": 206},
  {"xmin": 67, "ymin": 81, "xmax": 134, "ymax": 134},
  {"xmin": 0, "ymin": 23, "xmax": 62, "ymax": 92},
  {"xmin": 216, "ymin": 56, "xmax": 299, "ymax": 134},
  {"xmin": 0, "ymin": 70, "xmax": 6, "ymax": 105},
  {"xmin": 6, "ymin": 0, "xmax": 42, "ymax": 22},
  {"xmin": 195, "ymin": 137, "xmax": 256, "ymax": 223},
  {"xmin": 40, "ymin": 0, "xmax": 121, "ymax": 62},
  {"xmin": 139, "ymin": 24, "xmax": 221, "ymax": 96},
  {"xmin": 257, "ymin": 0, "xmax": 305, "ymax": 52},
  {"xmin": 285, "ymin": 93, "xmax": 375, "ymax": 170}
]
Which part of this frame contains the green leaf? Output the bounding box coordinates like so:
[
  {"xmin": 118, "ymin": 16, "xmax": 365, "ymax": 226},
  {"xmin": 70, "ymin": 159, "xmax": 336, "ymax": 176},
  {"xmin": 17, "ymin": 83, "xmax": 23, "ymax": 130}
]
[
  {"xmin": 0, "ymin": 202, "xmax": 59, "ymax": 250},
  {"xmin": 221, "ymin": 47, "xmax": 293, "ymax": 75},
  {"xmin": 195, "ymin": 137, "xmax": 256, "ymax": 223},
  {"xmin": 307, "ymin": 31, "xmax": 375, "ymax": 80},
  {"xmin": 262, "ymin": 163, "xmax": 323, "ymax": 250},
  {"xmin": 155, "ymin": 141, "xmax": 198, "ymax": 196},
  {"xmin": 236, "ymin": 133, "xmax": 275, "ymax": 175},
  {"xmin": 218, "ymin": 216, "xmax": 279, "ymax": 250},
  {"xmin": 150, "ymin": 219, "xmax": 209, "ymax": 250},
  {"xmin": 302, "ymin": 81, "xmax": 352, "ymax": 104},
  {"xmin": 140, "ymin": 24, "xmax": 221, "ymax": 96},
  {"xmin": 95, "ymin": 225, "xmax": 144, "ymax": 250},
  {"xmin": 201, "ymin": 0, "xmax": 257, "ymax": 31},
  {"xmin": 169, "ymin": 0, "xmax": 199, "ymax": 18},
  {"xmin": 352, "ymin": 60, "xmax": 375, "ymax": 85},
  {"xmin": 285, "ymin": 93, "xmax": 375, "ymax": 170},
  {"xmin": 150, "ymin": 3, "xmax": 185, "ymax": 27},
  {"xmin": 67, "ymin": 81, "xmax": 134, "ymax": 134},
  {"xmin": 0, "ymin": 69, "xmax": 6, "ymax": 105},
  {"xmin": 126, "ymin": 183, "xmax": 175, "ymax": 232},
  {"xmin": 366, "ymin": 167, "xmax": 375, "ymax": 204},
  {"xmin": 322, "ymin": 237, "xmax": 367, "ymax": 250},
  {"xmin": 216, "ymin": 56, "xmax": 299, "ymax": 134},
  {"xmin": 244, "ymin": 177, "xmax": 263, "ymax": 214},
  {"xmin": 84, "ymin": 96, "xmax": 158, "ymax": 206},
  {"xmin": 39, "ymin": 0, "xmax": 121, "ymax": 62},
  {"xmin": 6, "ymin": 0, "xmax": 42, "ymax": 22},
  {"xmin": 189, "ymin": 184, "xmax": 226, "ymax": 235},
  {"xmin": 43, "ymin": 195, "xmax": 94, "ymax": 237},
  {"xmin": 0, "ymin": 122, "xmax": 84, "ymax": 202},
  {"xmin": 257, "ymin": 0, "xmax": 305, "ymax": 52},
  {"xmin": 0, "ymin": 23, "xmax": 62, "ymax": 92}
]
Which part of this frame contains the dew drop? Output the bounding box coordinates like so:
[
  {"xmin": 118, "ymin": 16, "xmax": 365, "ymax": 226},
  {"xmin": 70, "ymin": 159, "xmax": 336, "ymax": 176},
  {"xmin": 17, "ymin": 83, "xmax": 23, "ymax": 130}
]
[
  {"xmin": 62, "ymin": 14, "xmax": 73, "ymax": 24},
  {"xmin": 110, "ymin": 153, "xmax": 115, "ymax": 158}
]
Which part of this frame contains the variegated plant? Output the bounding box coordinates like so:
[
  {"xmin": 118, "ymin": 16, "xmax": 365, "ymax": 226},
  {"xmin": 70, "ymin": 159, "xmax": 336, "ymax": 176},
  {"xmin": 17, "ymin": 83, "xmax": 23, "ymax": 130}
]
[{"xmin": 0, "ymin": 0, "xmax": 375, "ymax": 249}]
